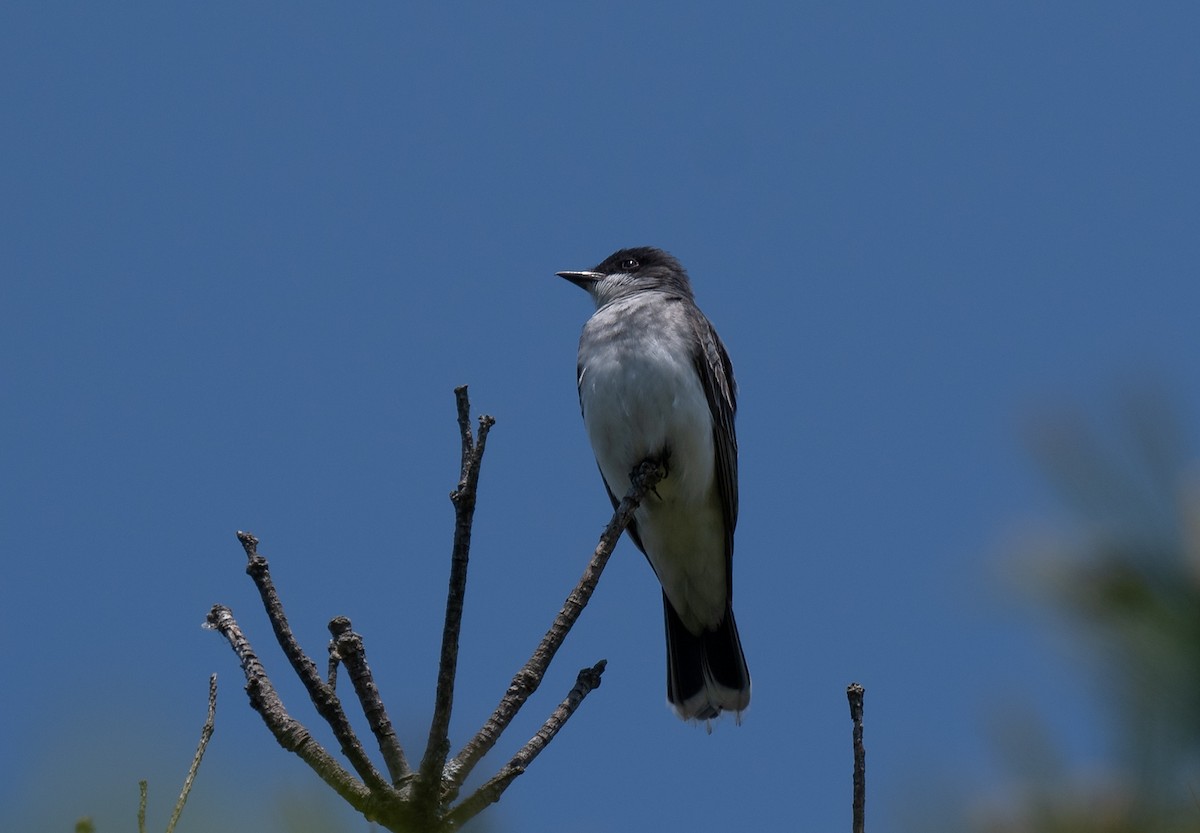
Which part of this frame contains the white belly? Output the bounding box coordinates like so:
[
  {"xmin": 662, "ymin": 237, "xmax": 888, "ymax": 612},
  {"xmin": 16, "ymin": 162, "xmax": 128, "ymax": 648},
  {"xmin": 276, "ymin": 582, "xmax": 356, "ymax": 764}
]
[{"xmin": 578, "ymin": 303, "xmax": 728, "ymax": 631}]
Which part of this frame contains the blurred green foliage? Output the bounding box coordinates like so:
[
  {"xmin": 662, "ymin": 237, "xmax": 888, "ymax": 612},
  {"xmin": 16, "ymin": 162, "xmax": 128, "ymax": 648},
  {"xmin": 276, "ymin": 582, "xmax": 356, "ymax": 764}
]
[{"xmin": 978, "ymin": 392, "xmax": 1200, "ymax": 832}]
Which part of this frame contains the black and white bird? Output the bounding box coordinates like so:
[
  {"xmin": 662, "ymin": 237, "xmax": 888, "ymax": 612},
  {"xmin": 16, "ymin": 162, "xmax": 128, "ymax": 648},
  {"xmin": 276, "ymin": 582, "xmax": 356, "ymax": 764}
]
[{"xmin": 557, "ymin": 246, "xmax": 750, "ymax": 722}]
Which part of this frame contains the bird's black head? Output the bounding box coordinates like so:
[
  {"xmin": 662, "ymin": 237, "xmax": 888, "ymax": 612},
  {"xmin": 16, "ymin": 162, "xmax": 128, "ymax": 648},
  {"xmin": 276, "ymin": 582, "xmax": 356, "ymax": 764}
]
[
  {"xmin": 557, "ymin": 246, "xmax": 694, "ymax": 308},
  {"xmin": 593, "ymin": 246, "xmax": 683, "ymax": 278}
]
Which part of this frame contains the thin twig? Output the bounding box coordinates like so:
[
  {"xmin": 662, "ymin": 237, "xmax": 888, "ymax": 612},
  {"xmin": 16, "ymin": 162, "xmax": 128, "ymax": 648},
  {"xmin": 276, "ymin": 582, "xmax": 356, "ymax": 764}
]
[
  {"xmin": 443, "ymin": 458, "xmax": 664, "ymax": 794},
  {"xmin": 445, "ymin": 660, "xmax": 607, "ymax": 829},
  {"xmin": 165, "ymin": 674, "xmax": 218, "ymax": 833},
  {"xmin": 205, "ymin": 604, "xmax": 375, "ymax": 814},
  {"xmin": 236, "ymin": 532, "xmax": 394, "ymax": 797},
  {"xmin": 137, "ymin": 780, "xmax": 147, "ymax": 833},
  {"xmin": 847, "ymin": 682, "xmax": 866, "ymax": 833},
  {"xmin": 327, "ymin": 639, "xmax": 341, "ymax": 690},
  {"xmin": 329, "ymin": 616, "xmax": 411, "ymax": 784},
  {"xmin": 418, "ymin": 387, "xmax": 494, "ymax": 805}
]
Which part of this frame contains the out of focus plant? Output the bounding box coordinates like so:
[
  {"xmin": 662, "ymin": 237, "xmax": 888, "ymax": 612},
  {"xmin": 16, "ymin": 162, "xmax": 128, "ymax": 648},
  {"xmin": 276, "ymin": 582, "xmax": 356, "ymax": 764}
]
[{"xmin": 981, "ymin": 391, "xmax": 1200, "ymax": 832}]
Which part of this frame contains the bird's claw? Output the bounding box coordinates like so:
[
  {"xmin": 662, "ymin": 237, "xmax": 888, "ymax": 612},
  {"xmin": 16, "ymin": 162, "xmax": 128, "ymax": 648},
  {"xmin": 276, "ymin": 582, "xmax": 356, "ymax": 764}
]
[{"xmin": 632, "ymin": 456, "xmax": 668, "ymax": 499}]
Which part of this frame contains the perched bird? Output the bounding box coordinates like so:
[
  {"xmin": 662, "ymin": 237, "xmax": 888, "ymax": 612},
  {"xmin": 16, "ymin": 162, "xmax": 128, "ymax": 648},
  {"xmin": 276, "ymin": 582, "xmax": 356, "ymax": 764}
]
[{"xmin": 557, "ymin": 246, "xmax": 750, "ymax": 722}]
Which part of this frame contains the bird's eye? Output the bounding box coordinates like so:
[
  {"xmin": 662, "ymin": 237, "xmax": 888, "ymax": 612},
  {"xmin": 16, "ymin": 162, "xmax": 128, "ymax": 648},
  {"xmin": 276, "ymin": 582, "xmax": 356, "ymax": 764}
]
[{"xmin": 620, "ymin": 258, "xmax": 639, "ymax": 271}]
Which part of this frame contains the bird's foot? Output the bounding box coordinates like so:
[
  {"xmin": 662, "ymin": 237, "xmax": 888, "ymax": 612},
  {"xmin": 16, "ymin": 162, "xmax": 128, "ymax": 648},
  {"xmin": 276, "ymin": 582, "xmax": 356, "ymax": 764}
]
[{"xmin": 632, "ymin": 456, "xmax": 668, "ymax": 499}]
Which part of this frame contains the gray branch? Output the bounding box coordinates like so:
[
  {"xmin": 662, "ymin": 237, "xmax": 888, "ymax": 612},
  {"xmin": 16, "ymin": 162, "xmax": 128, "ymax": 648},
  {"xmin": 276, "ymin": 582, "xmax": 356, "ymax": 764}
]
[
  {"xmin": 329, "ymin": 616, "xmax": 411, "ymax": 784},
  {"xmin": 207, "ymin": 386, "xmax": 655, "ymax": 832},
  {"xmin": 847, "ymin": 682, "xmax": 866, "ymax": 833},
  {"xmin": 442, "ymin": 458, "xmax": 663, "ymax": 795}
]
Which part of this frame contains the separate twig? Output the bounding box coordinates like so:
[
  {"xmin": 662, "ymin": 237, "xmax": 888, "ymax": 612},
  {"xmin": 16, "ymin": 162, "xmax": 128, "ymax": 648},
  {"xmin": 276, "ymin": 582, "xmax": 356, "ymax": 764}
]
[
  {"xmin": 134, "ymin": 675, "xmax": 218, "ymax": 833},
  {"xmin": 329, "ymin": 616, "xmax": 411, "ymax": 785},
  {"xmin": 165, "ymin": 674, "xmax": 218, "ymax": 833},
  {"xmin": 445, "ymin": 660, "xmax": 608, "ymax": 829},
  {"xmin": 417, "ymin": 387, "xmax": 495, "ymax": 813},
  {"xmin": 847, "ymin": 682, "xmax": 866, "ymax": 833},
  {"xmin": 237, "ymin": 531, "xmax": 396, "ymax": 799},
  {"xmin": 137, "ymin": 780, "xmax": 148, "ymax": 833},
  {"xmin": 443, "ymin": 458, "xmax": 664, "ymax": 794}
]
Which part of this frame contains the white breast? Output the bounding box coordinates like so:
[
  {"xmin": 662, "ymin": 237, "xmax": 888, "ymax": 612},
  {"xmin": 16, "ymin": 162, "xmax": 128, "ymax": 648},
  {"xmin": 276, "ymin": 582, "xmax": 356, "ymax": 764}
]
[{"xmin": 577, "ymin": 294, "xmax": 727, "ymax": 630}]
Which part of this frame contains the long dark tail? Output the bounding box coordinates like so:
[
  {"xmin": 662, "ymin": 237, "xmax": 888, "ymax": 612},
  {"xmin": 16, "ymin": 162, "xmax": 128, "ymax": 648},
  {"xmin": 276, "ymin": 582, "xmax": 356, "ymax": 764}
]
[{"xmin": 664, "ymin": 594, "xmax": 751, "ymax": 721}]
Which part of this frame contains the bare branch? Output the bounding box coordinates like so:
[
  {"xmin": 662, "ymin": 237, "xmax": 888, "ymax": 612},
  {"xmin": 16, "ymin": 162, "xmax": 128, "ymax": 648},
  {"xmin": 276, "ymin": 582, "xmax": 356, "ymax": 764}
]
[
  {"xmin": 327, "ymin": 638, "xmax": 341, "ymax": 690},
  {"xmin": 443, "ymin": 458, "xmax": 664, "ymax": 794},
  {"xmin": 236, "ymin": 532, "xmax": 395, "ymax": 798},
  {"xmin": 329, "ymin": 616, "xmax": 411, "ymax": 785},
  {"xmin": 210, "ymin": 390, "xmax": 631, "ymax": 831},
  {"xmin": 137, "ymin": 781, "xmax": 147, "ymax": 833},
  {"xmin": 205, "ymin": 604, "xmax": 375, "ymax": 814},
  {"xmin": 445, "ymin": 660, "xmax": 607, "ymax": 829},
  {"xmin": 847, "ymin": 682, "xmax": 866, "ymax": 833},
  {"xmin": 165, "ymin": 674, "xmax": 218, "ymax": 833},
  {"xmin": 417, "ymin": 386, "xmax": 495, "ymax": 804}
]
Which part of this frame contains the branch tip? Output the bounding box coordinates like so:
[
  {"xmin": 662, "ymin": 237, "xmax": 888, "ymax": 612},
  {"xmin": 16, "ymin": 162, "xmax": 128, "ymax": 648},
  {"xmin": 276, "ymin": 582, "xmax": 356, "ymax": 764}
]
[{"xmin": 235, "ymin": 530, "xmax": 259, "ymax": 556}]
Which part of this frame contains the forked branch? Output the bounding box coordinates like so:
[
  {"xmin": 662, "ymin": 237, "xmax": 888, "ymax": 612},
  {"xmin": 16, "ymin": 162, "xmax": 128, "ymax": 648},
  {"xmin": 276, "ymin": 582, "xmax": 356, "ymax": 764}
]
[{"xmin": 207, "ymin": 386, "xmax": 658, "ymax": 832}]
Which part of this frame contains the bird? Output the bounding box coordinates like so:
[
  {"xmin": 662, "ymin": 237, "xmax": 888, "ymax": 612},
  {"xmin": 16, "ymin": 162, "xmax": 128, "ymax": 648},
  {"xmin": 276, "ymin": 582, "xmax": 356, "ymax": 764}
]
[{"xmin": 557, "ymin": 246, "xmax": 750, "ymax": 722}]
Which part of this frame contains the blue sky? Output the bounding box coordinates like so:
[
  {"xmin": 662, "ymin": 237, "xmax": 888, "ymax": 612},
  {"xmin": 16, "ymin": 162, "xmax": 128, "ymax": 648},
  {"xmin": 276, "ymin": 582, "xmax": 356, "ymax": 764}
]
[{"xmin": 2, "ymin": 3, "xmax": 1198, "ymax": 831}]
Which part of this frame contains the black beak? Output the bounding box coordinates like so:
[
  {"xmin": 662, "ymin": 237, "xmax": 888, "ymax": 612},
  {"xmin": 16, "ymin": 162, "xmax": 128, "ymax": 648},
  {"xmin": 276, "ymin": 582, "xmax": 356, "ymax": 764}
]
[{"xmin": 556, "ymin": 270, "xmax": 603, "ymax": 289}]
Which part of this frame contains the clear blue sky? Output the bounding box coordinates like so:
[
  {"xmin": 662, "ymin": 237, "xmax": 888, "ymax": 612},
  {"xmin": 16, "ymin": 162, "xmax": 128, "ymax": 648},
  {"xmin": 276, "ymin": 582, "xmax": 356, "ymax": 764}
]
[{"xmin": 3, "ymin": 4, "xmax": 1198, "ymax": 832}]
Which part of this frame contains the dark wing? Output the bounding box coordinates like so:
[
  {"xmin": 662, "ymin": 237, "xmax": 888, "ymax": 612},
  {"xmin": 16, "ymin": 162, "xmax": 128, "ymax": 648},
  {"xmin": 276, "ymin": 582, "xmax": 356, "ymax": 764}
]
[{"xmin": 691, "ymin": 312, "xmax": 738, "ymax": 593}]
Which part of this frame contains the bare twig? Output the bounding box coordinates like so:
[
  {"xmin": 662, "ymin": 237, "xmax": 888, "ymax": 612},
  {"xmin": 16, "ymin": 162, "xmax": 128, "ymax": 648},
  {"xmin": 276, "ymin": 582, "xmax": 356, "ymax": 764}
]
[
  {"xmin": 329, "ymin": 616, "xmax": 411, "ymax": 785},
  {"xmin": 446, "ymin": 660, "xmax": 608, "ymax": 828},
  {"xmin": 237, "ymin": 532, "xmax": 395, "ymax": 798},
  {"xmin": 847, "ymin": 682, "xmax": 866, "ymax": 833},
  {"xmin": 137, "ymin": 781, "xmax": 147, "ymax": 833},
  {"xmin": 443, "ymin": 458, "xmax": 664, "ymax": 794},
  {"xmin": 166, "ymin": 674, "xmax": 218, "ymax": 833},
  {"xmin": 418, "ymin": 387, "xmax": 495, "ymax": 809},
  {"xmin": 327, "ymin": 639, "xmax": 341, "ymax": 690},
  {"xmin": 205, "ymin": 604, "xmax": 375, "ymax": 814}
]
